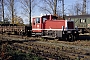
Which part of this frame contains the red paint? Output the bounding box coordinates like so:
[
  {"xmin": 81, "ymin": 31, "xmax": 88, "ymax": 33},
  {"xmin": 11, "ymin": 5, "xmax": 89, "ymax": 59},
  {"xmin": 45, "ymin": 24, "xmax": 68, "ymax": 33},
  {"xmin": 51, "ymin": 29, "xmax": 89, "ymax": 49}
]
[{"xmin": 44, "ymin": 20, "xmax": 65, "ymax": 29}]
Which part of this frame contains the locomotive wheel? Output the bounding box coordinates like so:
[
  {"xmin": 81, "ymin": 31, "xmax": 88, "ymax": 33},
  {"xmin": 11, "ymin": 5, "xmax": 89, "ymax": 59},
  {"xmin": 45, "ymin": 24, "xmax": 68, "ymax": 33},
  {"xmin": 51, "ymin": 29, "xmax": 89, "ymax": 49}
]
[
  {"xmin": 75, "ymin": 33, "xmax": 79, "ymax": 40},
  {"xmin": 66, "ymin": 34, "xmax": 69, "ymax": 41},
  {"xmin": 68, "ymin": 34, "xmax": 75, "ymax": 42},
  {"xmin": 71, "ymin": 34, "xmax": 75, "ymax": 42},
  {"xmin": 68, "ymin": 34, "xmax": 71, "ymax": 41},
  {"xmin": 58, "ymin": 37, "xmax": 62, "ymax": 40}
]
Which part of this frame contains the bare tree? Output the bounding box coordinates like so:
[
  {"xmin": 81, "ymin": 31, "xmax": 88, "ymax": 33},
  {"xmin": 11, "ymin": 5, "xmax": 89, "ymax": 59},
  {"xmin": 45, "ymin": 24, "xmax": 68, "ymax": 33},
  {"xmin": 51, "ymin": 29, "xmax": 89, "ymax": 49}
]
[
  {"xmin": 14, "ymin": 15, "xmax": 24, "ymax": 25},
  {"xmin": 67, "ymin": 0, "xmax": 90, "ymax": 15},
  {"xmin": 74, "ymin": 2, "xmax": 82, "ymax": 15},
  {"xmin": 4, "ymin": 0, "xmax": 24, "ymax": 24},
  {"xmin": 0, "ymin": 0, "xmax": 4, "ymax": 22},
  {"xmin": 67, "ymin": 5, "xmax": 75, "ymax": 16},
  {"xmin": 38, "ymin": 0, "xmax": 64, "ymax": 17},
  {"xmin": 19, "ymin": 0, "xmax": 39, "ymax": 25},
  {"xmin": 67, "ymin": 2, "xmax": 82, "ymax": 15},
  {"xmin": 2, "ymin": 0, "xmax": 4, "ymax": 22},
  {"xmin": 38, "ymin": 0, "xmax": 55, "ymax": 15},
  {"xmin": 20, "ymin": 0, "xmax": 38, "ymax": 18},
  {"xmin": 4, "ymin": 0, "xmax": 16, "ymax": 24}
]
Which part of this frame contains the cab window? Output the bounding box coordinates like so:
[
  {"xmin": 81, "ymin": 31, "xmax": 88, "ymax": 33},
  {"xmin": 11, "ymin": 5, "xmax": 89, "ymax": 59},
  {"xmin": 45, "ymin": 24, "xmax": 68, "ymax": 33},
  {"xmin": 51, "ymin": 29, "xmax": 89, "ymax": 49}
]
[
  {"xmin": 42, "ymin": 18, "xmax": 47, "ymax": 23},
  {"xmin": 36, "ymin": 18, "xmax": 40, "ymax": 23}
]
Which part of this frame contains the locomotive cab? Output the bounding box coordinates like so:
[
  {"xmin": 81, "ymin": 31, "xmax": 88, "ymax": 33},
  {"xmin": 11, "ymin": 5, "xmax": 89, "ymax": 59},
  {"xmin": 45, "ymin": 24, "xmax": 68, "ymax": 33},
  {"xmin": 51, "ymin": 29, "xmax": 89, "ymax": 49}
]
[{"xmin": 32, "ymin": 16, "xmax": 42, "ymax": 36}]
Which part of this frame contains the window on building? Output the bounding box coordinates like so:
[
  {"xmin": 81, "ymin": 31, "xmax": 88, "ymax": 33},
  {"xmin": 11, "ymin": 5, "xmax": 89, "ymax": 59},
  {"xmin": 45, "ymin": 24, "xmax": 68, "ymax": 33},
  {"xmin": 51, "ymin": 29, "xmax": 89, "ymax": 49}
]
[{"xmin": 80, "ymin": 19, "xmax": 86, "ymax": 23}]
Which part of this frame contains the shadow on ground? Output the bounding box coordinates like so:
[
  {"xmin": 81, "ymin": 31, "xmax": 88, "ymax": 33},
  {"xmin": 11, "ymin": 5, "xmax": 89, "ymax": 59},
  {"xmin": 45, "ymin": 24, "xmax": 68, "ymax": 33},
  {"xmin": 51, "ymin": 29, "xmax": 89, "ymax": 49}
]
[
  {"xmin": 78, "ymin": 35, "xmax": 90, "ymax": 41},
  {"xmin": 42, "ymin": 35, "xmax": 90, "ymax": 41}
]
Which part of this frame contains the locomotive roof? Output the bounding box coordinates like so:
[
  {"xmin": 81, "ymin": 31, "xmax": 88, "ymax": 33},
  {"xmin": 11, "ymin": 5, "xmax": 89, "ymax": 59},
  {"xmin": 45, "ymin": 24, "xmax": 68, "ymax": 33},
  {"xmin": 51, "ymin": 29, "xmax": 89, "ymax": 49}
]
[
  {"xmin": 32, "ymin": 15, "xmax": 58, "ymax": 18},
  {"xmin": 65, "ymin": 14, "xmax": 90, "ymax": 18},
  {"xmin": 32, "ymin": 16, "xmax": 42, "ymax": 18}
]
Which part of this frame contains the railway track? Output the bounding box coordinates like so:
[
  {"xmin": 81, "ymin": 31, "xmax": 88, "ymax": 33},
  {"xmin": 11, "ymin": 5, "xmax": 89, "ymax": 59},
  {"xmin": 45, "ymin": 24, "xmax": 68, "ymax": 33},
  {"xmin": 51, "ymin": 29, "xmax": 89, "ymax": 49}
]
[
  {"xmin": 0, "ymin": 34, "xmax": 90, "ymax": 60},
  {"xmin": 0, "ymin": 34, "xmax": 90, "ymax": 46}
]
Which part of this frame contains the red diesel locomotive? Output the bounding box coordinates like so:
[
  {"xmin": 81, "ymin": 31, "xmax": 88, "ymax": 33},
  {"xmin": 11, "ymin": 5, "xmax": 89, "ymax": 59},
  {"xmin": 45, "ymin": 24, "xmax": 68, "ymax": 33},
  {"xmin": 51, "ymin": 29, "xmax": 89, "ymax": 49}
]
[{"xmin": 32, "ymin": 15, "xmax": 79, "ymax": 41}]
